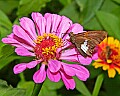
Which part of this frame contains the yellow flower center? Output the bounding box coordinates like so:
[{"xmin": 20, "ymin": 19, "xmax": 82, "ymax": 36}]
[
  {"xmin": 34, "ymin": 33, "xmax": 63, "ymax": 62},
  {"xmin": 99, "ymin": 44, "xmax": 120, "ymax": 66}
]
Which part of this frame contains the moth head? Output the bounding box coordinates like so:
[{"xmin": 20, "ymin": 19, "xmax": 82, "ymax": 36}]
[{"xmin": 69, "ymin": 32, "xmax": 75, "ymax": 43}]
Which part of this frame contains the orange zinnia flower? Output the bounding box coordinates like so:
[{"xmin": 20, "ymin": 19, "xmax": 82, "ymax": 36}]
[{"xmin": 93, "ymin": 37, "xmax": 120, "ymax": 78}]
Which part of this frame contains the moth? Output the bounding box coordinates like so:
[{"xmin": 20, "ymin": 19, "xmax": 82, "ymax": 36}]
[{"xmin": 69, "ymin": 31, "xmax": 107, "ymax": 57}]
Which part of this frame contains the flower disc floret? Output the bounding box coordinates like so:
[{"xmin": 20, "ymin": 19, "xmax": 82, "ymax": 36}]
[{"xmin": 34, "ymin": 33, "xmax": 63, "ymax": 62}]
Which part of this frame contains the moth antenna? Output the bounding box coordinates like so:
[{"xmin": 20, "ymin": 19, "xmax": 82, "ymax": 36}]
[
  {"xmin": 51, "ymin": 31, "xmax": 56, "ymax": 34},
  {"xmin": 61, "ymin": 32, "xmax": 69, "ymax": 38}
]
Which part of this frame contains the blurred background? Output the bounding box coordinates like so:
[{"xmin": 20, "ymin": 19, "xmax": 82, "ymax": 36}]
[{"xmin": 0, "ymin": 0, "xmax": 120, "ymax": 96}]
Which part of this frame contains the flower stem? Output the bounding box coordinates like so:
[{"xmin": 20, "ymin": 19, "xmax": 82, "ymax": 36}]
[
  {"xmin": 31, "ymin": 83, "xmax": 43, "ymax": 96},
  {"xmin": 92, "ymin": 73, "xmax": 104, "ymax": 96}
]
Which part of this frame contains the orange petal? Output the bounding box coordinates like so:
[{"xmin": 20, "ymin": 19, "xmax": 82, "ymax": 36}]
[
  {"xmin": 107, "ymin": 59, "xmax": 112, "ymax": 63},
  {"xmin": 108, "ymin": 37, "xmax": 114, "ymax": 45},
  {"xmin": 95, "ymin": 59, "xmax": 102, "ymax": 62},
  {"xmin": 114, "ymin": 39, "xmax": 120, "ymax": 47},
  {"xmin": 114, "ymin": 67, "xmax": 120, "ymax": 74},
  {"xmin": 93, "ymin": 62, "xmax": 103, "ymax": 68},
  {"xmin": 108, "ymin": 68, "xmax": 116, "ymax": 78},
  {"xmin": 102, "ymin": 64, "xmax": 109, "ymax": 70}
]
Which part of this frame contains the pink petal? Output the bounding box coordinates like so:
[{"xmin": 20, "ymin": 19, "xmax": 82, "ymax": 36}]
[
  {"xmin": 20, "ymin": 17, "xmax": 37, "ymax": 40},
  {"xmin": 57, "ymin": 16, "xmax": 72, "ymax": 38},
  {"xmin": 26, "ymin": 60, "xmax": 41, "ymax": 69},
  {"xmin": 61, "ymin": 63, "xmax": 76, "ymax": 76},
  {"xmin": 92, "ymin": 53, "xmax": 98, "ymax": 60},
  {"xmin": 15, "ymin": 47, "xmax": 35, "ymax": 56},
  {"xmin": 44, "ymin": 13, "xmax": 52, "ymax": 33},
  {"xmin": 2, "ymin": 37, "xmax": 33, "ymax": 50},
  {"xmin": 60, "ymin": 71, "xmax": 75, "ymax": 90},
  {"xmin": 78, "ymin": 55, "xmax": 92, "ymax": 65},
  {"xmin": 33, "ymin": 64, "xmax": 46, "ymax": 83},
  {"xmin": 48, "ymin": 60, "xmax": 61, "ymax": 72},
  {"xmin": 68, "ymin": 23, "xmax": 83, "ymax": 34},
  {"xmin": 35, "ymin": 17, "xmax": 46, "ymax": 35},
  {"xmin": 2, "ymin": 37, "xmax": 19, "ymax": 44},
  {"xmin": 47, "ymin": 69, "xmax": 61, "ymax": 82},
  {"xmin": 2, "ymin": 33, "xmax": 34, "ymax": 50},
  {"xmin": 32, "ymin": 12, "xmax": 46, "ymax": 35},
  {"xmin": 68, "ymin": 64, "xmax": 90, "ymax": 81},
  {"xmin": 13, "ymin": 25, "xmax": 35, "ymax": 47},
  {"xmin": 31, "ymin": 12, "xmax": 43, "ymax": 21},
  {"xmin": 64, "ymin": 23, "xmax": 84, "ymax": 40},
  {"xmin": 51, "ymin": 14, "xmax": 61, "ymax": 33},
  {"xmin": 60, "ymin": 48, "xmax": 77, "ymax": 57},
  {"xmin": 59, "ymin": 55, "xmax": 78, "ymax": 62},
  {"xmin": 13, "ymin": 63, "xmax": 27, "ymax": 74}
]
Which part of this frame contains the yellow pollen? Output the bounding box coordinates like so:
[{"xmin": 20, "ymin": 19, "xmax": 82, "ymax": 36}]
[
  {"xmin": 34, "ymin": 33, "xmax": 63, "ymax": 61},
  {"xmin": 107, "ymin": 59, "xmax": 112, "ymax": 63}
]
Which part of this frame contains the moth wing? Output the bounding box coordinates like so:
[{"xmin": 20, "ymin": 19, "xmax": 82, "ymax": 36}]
[
  {"xmin": 86, "ymin": 31, "xmax": 107, "ymax": 44},
  {"xmin": 85, "ymin": 31, "xmax": 107, "ymax": 56},
  {"xmin": 73, "ymin": 36, "xmax": 88, "ymax": 57}
]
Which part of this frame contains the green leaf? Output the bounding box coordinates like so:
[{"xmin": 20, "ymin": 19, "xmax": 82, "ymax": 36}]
[
  {"xmin": 59, "ymin": 1, "xmax": 80, "ymax": 22},
  {"xmin": 44, "ymin": 78, "xmax": 63, "ymax": 90},
  {"xmin": 101, "ymin": 0, "xmax": 119, "ymax": 12},
  {"xmin": 113, "ymin": 0, "xmax": 120, "ymax": 4},
  {"xmin": 38, "ymin": 85, "xmax": 57, "ymax": 96},
  {"xmin": 96, "ymin": 11, "xmax": 120, "ymax": 40},
  {"xmin": 18, "ymin": 81, "xmax": 34, "ymax": 96},
  {"xmin": 0, "ymin": 26, "xmax": 10, "ymax": 39},
  {"xmin": 92, "ymin": 74, "xmax": 104, "ymax": 96},
  {"xmin": 112, "ymin": 7, "xmax": 120, "ymax": 19},
  {"xmin": 0, "ymin": 55, "xmax": 21, "ymax": 69},
  {"xmin": 82, "ymin": 0, "xmax": 104, "ymax": 25},
  {"xmin": 74, "ymin": 77, "xmax": 91, "ymax": 96},
  {"xmin": 0, "ymin": 0, "xmax": 19, "ymax": 14},
  {"xmin": 0, "ymin": 10, "xmax": 12, "ymax": 39},
  {"xmin": 0, "ymin": 10, "xmax": 12, "ymax": 29},
  {"xmin": 75, "ymin": 0, "xmax": 87, "ymax": 11},
  {"xmin": 0, "ymin": 79, "xmax": 25, "ymax": 96},
  {"xmin": 17, "ymin": 0, "xmax": 51, "ymax": 16},
  {"xmin": 59, "ymin": 0, "xmax": 72, "ymax": 6},
  {"xmin": 83, "ymin": 17, "xmax": 103, "ymax": 30},
  {"xmin": 39, "ymin": 78, "xmax": 63, "ymax": 96},
  {"xmin": 19, "ymin": 0, "xmax": 32, "ymax": 5},
  {"xmin": 0, "ymin": 45, "xmax": 14, "ymax": 58},
  {"xmin": 0, "ymin": 45, "xmax": 22, "ymax": 69}
]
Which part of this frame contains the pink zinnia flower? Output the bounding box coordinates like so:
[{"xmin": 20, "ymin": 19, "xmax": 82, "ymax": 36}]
[{"xmin": 2, "ymin": 12, "xmax": 91, "ymax": 90}]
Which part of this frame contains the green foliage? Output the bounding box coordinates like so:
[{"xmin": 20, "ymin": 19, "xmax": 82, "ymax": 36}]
[
  {"xmin": 0, "ymin": 10, "xmax": 12, "ymax": 39},
  {"xmin": 38, "ymin": 78, "xmax": 63, "ymax": 96},
  {"xmin": 59, "ymin": 1, "xmax": 80, "ymax": 22},
  {"xmin": 96, "ymin": 11, "xmax": 120, "ymax": 40},
  {"xmin": 0, "ymin": 0, "xmax": 120, "ymax": 96},
  {"xmin": 0, "ymin": 79, "xmax": 25, "ymax": 96},
  {"xmin": 17, "ymin": 0, "xmax": 51, "ymax": 16},
  {"xmin": 18, "ymin": 81, "xmax": 34, "ymax": 96},
  {"xmin": 81, "ymin": 0, "xmax": 104, "ymax": 25},
  {"xmin": 74, "ymin": 77, "xmax": 91, "ymax": 96}
]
